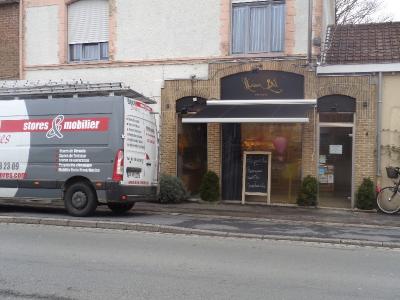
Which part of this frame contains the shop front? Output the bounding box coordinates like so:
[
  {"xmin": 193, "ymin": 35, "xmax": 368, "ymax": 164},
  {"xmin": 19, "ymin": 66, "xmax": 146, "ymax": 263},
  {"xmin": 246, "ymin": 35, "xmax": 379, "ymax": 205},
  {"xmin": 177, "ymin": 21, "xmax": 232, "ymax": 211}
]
[
  {"xmin": 182, "ymin": 70, "xmax": 312, "ymax": 204},
  {"xmin": 161, "ymin": 61, "xmax": 376, "ymax": 208}
]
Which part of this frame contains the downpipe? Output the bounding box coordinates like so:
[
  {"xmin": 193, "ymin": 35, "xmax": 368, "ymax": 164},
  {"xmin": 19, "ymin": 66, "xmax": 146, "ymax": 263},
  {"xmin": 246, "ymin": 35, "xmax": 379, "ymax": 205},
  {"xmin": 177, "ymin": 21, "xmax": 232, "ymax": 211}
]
[
  {"xmin": 307, "ymin": 0, "xmax": 313, "ymax": 65},
  {"xmin": 376, "ymin": 73, "xmax": 383, "ymax": 179}
]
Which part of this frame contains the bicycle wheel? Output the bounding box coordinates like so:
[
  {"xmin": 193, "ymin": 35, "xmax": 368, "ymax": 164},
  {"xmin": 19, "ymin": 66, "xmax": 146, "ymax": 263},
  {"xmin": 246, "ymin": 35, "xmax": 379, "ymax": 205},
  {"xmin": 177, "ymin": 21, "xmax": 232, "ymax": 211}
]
[{"xmin": 377, "ymin": 186, "xmax": 400, "ymax": 214}]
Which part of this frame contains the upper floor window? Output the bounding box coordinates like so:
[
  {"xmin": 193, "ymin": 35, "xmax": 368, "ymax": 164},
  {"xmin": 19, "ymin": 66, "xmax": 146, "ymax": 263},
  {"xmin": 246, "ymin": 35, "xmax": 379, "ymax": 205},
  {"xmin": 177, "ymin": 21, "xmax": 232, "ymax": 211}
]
[
  {"xmin": 68, "ymin": 0, "xmax": 109, "ymax": 62},
  {"xmin": 232, "ymin": 1, "xmax": 285, "ymax": 54}
]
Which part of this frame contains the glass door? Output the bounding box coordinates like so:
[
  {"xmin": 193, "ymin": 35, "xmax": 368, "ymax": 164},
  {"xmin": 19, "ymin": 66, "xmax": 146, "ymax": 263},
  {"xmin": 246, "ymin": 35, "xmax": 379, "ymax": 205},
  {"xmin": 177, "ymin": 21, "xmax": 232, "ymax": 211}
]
[{"xmin": 318, "ymin": 126, "xmax": 353, "ymax": 208}]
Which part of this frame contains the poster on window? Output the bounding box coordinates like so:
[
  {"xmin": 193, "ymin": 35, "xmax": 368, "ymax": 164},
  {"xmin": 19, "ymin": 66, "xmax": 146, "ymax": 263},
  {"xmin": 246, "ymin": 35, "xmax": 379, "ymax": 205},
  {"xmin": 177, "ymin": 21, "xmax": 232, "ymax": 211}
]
[{"xmin": 329, "ymin": 145, "xmax": 343, "ymax": 155}]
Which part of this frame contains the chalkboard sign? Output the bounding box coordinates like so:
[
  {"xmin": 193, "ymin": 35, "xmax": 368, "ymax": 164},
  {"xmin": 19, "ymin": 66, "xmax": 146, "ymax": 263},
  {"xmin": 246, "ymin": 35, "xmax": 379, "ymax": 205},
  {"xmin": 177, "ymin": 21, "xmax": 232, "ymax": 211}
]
[
  {"xmin": 245, "ymin": 154, "xmax": 268, "ymax": 193},
  {"xmin": 242, "ymin": 152, "xmax": 271, "ymax": 204}
]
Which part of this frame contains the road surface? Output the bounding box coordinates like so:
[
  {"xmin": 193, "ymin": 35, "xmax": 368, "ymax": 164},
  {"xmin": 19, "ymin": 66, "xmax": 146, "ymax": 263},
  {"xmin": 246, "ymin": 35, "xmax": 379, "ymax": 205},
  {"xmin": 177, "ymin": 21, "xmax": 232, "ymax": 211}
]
[{"xmin": 0, "ymin": 223, "xmax": 399, "ymax": 300}]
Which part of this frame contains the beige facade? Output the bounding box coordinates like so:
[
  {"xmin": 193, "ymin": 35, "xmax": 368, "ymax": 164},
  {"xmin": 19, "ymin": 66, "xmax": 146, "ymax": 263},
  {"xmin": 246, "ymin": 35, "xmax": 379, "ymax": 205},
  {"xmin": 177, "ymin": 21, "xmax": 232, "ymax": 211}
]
[
  {"xmin": 161, "ymin": 59, "xmax": 377, "ymax": 206},
  {"xmin": 380, "ymin": 75, "xmax": 400, "ymax": 187}
]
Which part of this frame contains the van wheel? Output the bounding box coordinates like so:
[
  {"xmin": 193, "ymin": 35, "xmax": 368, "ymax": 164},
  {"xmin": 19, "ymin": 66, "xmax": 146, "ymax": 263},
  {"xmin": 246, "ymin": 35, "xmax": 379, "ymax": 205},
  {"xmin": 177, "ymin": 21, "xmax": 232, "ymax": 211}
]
[
  {"xmin": 64, "ymin": 182, "xmax": 97, "ymax": 217},
  {"xmin": 107, "ymin": 203, "xmax": 135, "ymax": 214}
]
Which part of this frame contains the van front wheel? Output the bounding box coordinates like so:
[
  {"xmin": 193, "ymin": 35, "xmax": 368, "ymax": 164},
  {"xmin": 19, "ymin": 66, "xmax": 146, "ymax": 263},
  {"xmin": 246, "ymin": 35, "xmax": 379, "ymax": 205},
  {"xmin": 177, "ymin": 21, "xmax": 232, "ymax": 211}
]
[
  {"xmin": 64, "ymin": 182, "xmax": 97, "ymax": 217},
  {"xmin": 107, "ymin": 203, "xmax": 134, "ymax": 214}
]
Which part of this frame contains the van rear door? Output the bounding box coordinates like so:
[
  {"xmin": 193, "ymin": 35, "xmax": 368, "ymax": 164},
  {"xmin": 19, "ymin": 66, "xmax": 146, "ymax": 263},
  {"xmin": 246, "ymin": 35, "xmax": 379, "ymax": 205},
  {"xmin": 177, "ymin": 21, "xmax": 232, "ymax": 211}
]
[{"xmin": 122, "ymin": 98, "xmax": 157, "ymax": 187}]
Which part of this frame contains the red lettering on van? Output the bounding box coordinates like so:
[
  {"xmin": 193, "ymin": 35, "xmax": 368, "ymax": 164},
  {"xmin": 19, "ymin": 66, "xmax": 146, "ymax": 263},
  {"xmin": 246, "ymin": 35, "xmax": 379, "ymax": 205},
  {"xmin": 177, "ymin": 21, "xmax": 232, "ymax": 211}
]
[
  {"xmin": 0, "ymin": 172, "xmax": 26, "ymax": 179},
  {"xmin": 0, "ymin": 118, "xmax": 109, "ymax": 133}
]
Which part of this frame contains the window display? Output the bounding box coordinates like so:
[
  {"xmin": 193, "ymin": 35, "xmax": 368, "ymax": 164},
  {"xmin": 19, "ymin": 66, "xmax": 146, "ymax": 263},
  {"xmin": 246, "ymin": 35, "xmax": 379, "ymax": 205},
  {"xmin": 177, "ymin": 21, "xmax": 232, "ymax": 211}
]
[{"xmin": 241, "ymin": 124, "xmax": 303, "ymax": 204}]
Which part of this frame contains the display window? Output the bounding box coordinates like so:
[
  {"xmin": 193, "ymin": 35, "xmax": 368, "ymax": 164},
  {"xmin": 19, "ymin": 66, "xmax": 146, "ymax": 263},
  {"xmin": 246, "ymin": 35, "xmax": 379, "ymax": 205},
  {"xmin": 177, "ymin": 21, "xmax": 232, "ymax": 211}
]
[{"xmin": 241, "ymin": 123, "xmax": 303, "ymax": 204}]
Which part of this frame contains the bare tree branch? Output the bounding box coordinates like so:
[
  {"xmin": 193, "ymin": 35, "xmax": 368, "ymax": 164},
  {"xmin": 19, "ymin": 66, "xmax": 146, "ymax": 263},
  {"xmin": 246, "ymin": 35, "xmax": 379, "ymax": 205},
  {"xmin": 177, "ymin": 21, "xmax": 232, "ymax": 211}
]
[{"xmin": 336, "ymin": 0, "xmax": 393, "ymax": 24}]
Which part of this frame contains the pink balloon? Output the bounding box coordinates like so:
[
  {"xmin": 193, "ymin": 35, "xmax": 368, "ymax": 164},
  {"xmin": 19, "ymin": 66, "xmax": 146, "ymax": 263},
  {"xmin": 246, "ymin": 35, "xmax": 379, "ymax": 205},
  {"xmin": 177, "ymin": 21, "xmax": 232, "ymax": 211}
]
[{"xmin": 273, "ymin": 136, "xmax": 288, "ymax": 154}]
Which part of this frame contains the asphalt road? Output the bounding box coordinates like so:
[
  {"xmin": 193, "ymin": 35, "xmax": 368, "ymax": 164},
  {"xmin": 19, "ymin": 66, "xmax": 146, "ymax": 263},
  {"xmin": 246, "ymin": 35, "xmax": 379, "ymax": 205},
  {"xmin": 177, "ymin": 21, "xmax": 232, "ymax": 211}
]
[{"xmin": 1, "ymin": 223, "xmax": 400, "ymax": 300}]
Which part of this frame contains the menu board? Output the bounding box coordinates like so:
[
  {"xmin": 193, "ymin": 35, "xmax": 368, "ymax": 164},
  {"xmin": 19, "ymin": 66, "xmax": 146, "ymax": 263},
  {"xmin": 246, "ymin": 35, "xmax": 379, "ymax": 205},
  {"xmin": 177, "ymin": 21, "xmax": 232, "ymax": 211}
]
[
  {"xmin": 242, "ymin": 152, "xmax": 271, "ymax": 204},
  {"xmin": 245, "ymin": 154, "xmax": 268, "ymax": 193}
]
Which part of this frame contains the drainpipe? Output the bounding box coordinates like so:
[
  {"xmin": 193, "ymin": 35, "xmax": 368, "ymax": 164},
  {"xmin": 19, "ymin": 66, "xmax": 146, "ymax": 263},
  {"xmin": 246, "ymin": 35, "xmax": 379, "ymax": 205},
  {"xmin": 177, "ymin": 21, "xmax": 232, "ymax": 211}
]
[
  {"xmin": 377, "ymin": 72, "xmax": 383, "ymax": 177},
  {"xmin": 19, "ymin": 0, "xmax": 24, "ymax": 79},
  {"xmin": 307, "ymin": 0, "xmax": 313, "ymax": 65}
]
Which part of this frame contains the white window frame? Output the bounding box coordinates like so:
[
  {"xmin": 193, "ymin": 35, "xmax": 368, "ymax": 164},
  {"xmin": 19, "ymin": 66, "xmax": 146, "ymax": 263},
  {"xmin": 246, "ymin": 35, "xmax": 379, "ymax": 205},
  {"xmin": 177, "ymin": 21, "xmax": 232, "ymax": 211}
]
[
  {"xmin": 69, "ymin": 42, "xmax": 109, "ymax": 62},
  {"xmin": 67, "ymin": 0, "xmax": 109, "ymax": 63}
]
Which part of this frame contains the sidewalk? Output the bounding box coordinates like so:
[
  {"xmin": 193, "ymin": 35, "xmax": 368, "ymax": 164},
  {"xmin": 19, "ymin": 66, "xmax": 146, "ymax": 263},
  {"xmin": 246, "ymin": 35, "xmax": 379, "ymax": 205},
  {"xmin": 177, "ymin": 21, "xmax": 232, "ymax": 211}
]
[
  {"xmin": 1, "ymin": 200, "xmax": 400, "ymax": 248},
  {"xmin": 134, "ymin": 201, "xmax": 400, "ymax": 228}
]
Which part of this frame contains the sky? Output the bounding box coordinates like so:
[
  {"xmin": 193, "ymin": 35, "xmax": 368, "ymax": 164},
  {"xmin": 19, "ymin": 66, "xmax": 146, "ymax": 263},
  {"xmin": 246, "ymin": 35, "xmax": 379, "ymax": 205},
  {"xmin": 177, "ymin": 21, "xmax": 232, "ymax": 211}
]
[{"xmin": 380, "ymin": 0, "xmax": 400, "ymax": 21}]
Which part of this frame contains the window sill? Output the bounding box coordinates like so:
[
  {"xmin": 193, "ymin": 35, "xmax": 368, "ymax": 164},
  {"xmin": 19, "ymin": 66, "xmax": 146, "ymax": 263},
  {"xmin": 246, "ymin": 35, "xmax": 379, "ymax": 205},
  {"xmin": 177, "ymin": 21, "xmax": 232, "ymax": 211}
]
[
  {"xmin": 230, "ymin": 52, "xmax": 286, "ymax": 58},
  {"xmin": 68, "ymin": 59, "xmax": 110, "ymax": 64}
]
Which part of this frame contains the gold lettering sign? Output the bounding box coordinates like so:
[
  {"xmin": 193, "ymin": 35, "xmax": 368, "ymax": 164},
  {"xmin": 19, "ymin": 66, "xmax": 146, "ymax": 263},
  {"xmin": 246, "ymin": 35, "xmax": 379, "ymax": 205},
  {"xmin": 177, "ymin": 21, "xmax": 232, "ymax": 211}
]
[{"xmin": 242, "ymin": 77, "xmax": 283, "ymax": 96}]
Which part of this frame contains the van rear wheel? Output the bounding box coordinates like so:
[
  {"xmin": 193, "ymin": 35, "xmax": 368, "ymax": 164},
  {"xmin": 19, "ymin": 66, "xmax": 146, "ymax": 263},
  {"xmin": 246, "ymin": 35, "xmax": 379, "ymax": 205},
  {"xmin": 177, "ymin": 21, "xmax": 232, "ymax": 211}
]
[
  {"xmin": 64, "ymin": 182, "xmax": 97, "ymax": 217},
  {"xmin": 107, "ymin": 203, "xmax": 135, "ymax": 214}
]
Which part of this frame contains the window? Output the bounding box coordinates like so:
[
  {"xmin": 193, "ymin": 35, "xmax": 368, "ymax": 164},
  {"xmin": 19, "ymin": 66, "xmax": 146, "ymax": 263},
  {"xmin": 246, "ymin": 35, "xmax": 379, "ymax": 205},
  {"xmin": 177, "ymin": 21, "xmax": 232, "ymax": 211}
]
[
  {"xmin": 68, "ymin": 0, "xmax": 109, "ymax": 62},
  {"xmin": 232, "ymin": 1, "xmax": 285, "ymax": 54},
  {"xmin": 241, "ymin": 123, "xmax": 302, "ymax": 204}
]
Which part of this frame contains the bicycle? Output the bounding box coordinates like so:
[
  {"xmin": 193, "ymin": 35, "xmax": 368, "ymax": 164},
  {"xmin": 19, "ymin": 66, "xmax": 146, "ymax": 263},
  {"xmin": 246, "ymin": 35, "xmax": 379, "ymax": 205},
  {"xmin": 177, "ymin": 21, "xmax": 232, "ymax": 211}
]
[{"xmin": 376, "ymin": 166, "xmax": 400, "ymax": 214}]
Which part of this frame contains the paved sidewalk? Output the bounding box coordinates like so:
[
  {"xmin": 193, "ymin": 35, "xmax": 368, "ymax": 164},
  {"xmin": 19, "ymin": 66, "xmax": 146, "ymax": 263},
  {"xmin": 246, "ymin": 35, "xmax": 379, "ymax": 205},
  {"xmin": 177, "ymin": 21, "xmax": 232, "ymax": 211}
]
[
  {"xmin": 0, "ymin": 200, "xmax": 399, "ymax": 248},
  {"xmin": 135, "ymin": 201, "xmax": 400, "ymax": 228}
]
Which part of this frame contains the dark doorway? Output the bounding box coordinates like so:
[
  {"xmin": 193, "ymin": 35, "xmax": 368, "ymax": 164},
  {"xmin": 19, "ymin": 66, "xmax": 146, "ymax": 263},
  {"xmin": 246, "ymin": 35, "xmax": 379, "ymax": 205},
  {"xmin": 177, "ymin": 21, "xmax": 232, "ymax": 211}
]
[
  {"xmin": 176, "ymin": 97, "xmax": 207, "ymax": 196},
  {"xmin": 222, "ymin": 124, "xmax": 242, "ymax": 200}
]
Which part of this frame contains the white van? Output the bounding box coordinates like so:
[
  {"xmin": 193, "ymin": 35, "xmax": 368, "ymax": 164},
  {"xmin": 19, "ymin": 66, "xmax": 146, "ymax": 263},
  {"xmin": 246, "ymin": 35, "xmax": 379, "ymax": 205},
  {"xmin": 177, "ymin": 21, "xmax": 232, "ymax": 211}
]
[{"xmin": 0, "ymin": 95, "xmax": 159, "ymax": 216}]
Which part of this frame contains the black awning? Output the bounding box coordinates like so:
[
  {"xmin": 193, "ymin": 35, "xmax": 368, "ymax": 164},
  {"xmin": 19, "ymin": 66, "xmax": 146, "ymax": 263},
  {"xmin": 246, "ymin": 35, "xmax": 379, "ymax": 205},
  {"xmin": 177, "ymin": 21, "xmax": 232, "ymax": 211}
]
[{"xmin": 182, "ymin": 104, "xmax": 314, "ymax": 123}]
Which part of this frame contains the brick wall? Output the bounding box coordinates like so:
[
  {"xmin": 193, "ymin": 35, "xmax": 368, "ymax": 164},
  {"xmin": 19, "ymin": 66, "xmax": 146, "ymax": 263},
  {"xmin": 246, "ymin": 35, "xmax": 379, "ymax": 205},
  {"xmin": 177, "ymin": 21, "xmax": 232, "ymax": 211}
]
[
  {"xmin": 0, "ymin": 2, "xmax": 19, "ymax": 79},
  {"xmin": 160, "ymin": 60, "xmax": 377, "ymax": 204}
]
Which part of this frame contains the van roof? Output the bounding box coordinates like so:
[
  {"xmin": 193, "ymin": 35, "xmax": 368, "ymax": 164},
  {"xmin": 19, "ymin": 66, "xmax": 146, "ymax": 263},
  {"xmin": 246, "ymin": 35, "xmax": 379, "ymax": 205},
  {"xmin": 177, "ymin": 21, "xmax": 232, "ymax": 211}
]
[{"xmin": 0, "ymin": 81, "xmax": 156, "ymax": 104}]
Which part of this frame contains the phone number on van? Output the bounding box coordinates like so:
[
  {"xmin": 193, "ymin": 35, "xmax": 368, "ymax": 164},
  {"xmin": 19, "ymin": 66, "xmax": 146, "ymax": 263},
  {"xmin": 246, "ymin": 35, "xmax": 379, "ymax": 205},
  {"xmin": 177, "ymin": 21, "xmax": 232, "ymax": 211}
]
[{"xmin": 0, "ymin": 162, "xmax": 20, "ymax": 170}]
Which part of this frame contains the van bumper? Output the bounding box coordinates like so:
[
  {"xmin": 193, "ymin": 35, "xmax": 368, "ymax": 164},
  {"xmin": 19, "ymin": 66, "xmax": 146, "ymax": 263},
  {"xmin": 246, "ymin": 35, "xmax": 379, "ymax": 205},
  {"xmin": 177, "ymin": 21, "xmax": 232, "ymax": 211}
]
[{"xmin": 105, "ymin": 182, "xmax": 158, "ymax": 203}]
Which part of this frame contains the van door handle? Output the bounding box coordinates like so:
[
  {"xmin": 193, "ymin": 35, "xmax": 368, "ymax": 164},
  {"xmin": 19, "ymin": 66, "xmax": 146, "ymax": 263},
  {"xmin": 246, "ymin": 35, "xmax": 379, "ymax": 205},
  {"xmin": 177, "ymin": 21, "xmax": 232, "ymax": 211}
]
[{"xmin": 146, "ymin": 163, "xmax": 151, "ymax": 166}]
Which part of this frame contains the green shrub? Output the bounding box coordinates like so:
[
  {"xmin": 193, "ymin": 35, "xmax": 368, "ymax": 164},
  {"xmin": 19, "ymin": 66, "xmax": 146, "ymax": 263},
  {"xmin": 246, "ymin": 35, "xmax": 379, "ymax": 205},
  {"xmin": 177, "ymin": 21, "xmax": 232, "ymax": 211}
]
[
  {"xmin": 199, "ymin": 171, "xmax": 220, "ymax": 202},
  {"xmin": 356, "ymin": 178, "xmax": 375, "ymax": 210},
  {"xmin": 159, "ymin": 174, "xmax": 188, "ymax": 204},
  {"xmin": 297, "ymin": 175, "xmax": 318, "ymax": 206}
]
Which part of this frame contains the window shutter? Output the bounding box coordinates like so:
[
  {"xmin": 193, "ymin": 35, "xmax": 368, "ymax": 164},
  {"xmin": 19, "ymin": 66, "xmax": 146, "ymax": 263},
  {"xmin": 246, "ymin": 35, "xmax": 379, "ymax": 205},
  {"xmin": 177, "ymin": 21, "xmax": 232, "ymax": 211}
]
[{"xmin": 68, "ymin": 0, "xmax": 109, "ymax": 44}]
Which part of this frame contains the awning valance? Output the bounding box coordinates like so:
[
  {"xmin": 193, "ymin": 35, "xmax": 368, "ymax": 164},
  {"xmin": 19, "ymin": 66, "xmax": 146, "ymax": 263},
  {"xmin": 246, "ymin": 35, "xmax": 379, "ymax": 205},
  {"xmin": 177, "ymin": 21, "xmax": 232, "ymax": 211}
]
[{"xmin": 182, "ymin": 103, "xmax": 315, "ymax": 123}]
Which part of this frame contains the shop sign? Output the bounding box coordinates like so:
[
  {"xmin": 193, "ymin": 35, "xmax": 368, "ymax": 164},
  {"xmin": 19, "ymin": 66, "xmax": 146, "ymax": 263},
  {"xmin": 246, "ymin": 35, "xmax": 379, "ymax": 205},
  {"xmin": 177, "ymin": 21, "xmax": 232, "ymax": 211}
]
[{"xmin": 221, "ymin": 71, "xmax": 304, "ymax": 100}]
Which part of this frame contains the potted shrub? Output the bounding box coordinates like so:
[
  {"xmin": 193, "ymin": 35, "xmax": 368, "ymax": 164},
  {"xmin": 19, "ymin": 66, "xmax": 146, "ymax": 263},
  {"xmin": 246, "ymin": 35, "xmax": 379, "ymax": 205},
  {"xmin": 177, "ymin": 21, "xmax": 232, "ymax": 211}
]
[
  {"xmin": 199, "ymin": 171, "xmax": 220, "ymax": 202},
  {"xmin": 297, "ymin": 175, "xmax": 318, "ymax": 206},
  {"xmin": 356, "ymin": 178, "xmax": 375, "ymax": 210},
  {"xmin": 159, "ymin": 174, "xmax": 188, "ymax": 204}
]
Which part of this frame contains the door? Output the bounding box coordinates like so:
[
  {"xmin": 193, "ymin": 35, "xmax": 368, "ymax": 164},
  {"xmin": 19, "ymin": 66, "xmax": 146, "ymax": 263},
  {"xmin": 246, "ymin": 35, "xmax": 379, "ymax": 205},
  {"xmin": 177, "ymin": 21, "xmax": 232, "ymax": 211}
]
[
  {"xmin": 318, "ymin": 126, "xmax": 353, "ymax": 208},
  {"xmin": 177, "ymin": 121, "xmax": 207, "ymax": 196},
  {"xmin": 222, "ymin": 124, "xmax": 242, "ymax": 200}
]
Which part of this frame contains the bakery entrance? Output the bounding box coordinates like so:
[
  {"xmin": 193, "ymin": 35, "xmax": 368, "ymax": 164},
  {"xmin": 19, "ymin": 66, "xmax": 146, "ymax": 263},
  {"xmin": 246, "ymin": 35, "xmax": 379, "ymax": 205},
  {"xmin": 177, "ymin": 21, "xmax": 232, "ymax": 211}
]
[{"xmin": 318, "ymin": 123, "xmax": 353, "ymax": 208}]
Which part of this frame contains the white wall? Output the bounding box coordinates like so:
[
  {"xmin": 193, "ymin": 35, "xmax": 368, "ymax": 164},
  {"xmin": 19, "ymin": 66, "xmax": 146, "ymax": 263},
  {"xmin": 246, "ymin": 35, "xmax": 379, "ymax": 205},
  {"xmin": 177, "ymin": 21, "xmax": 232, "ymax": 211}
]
[
  {"xmin": 25, "ymin": 63, "xmax": 209, "ymax": 115},
  {"xmin": 115, "ymin": 0, "xmax": 221, "ymax": 60},
  {"xmin": 322, "ymin": 0, "xmax": 335, "ymax": 39},
  {"xmin": 26, "ymin": 5, "xmax": 59, "ymax": 66},
  {"xmin": 294, "ymin": 0, "xmax": 308, "ymax": 54}
]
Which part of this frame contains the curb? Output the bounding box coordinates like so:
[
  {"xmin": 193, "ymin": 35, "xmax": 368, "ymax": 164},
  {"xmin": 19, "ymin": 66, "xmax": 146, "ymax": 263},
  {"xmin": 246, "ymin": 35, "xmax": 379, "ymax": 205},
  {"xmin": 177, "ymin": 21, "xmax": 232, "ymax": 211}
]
[{"xmin": 1, "ymin": 216, "xmax": 400, "ymax": 249}]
